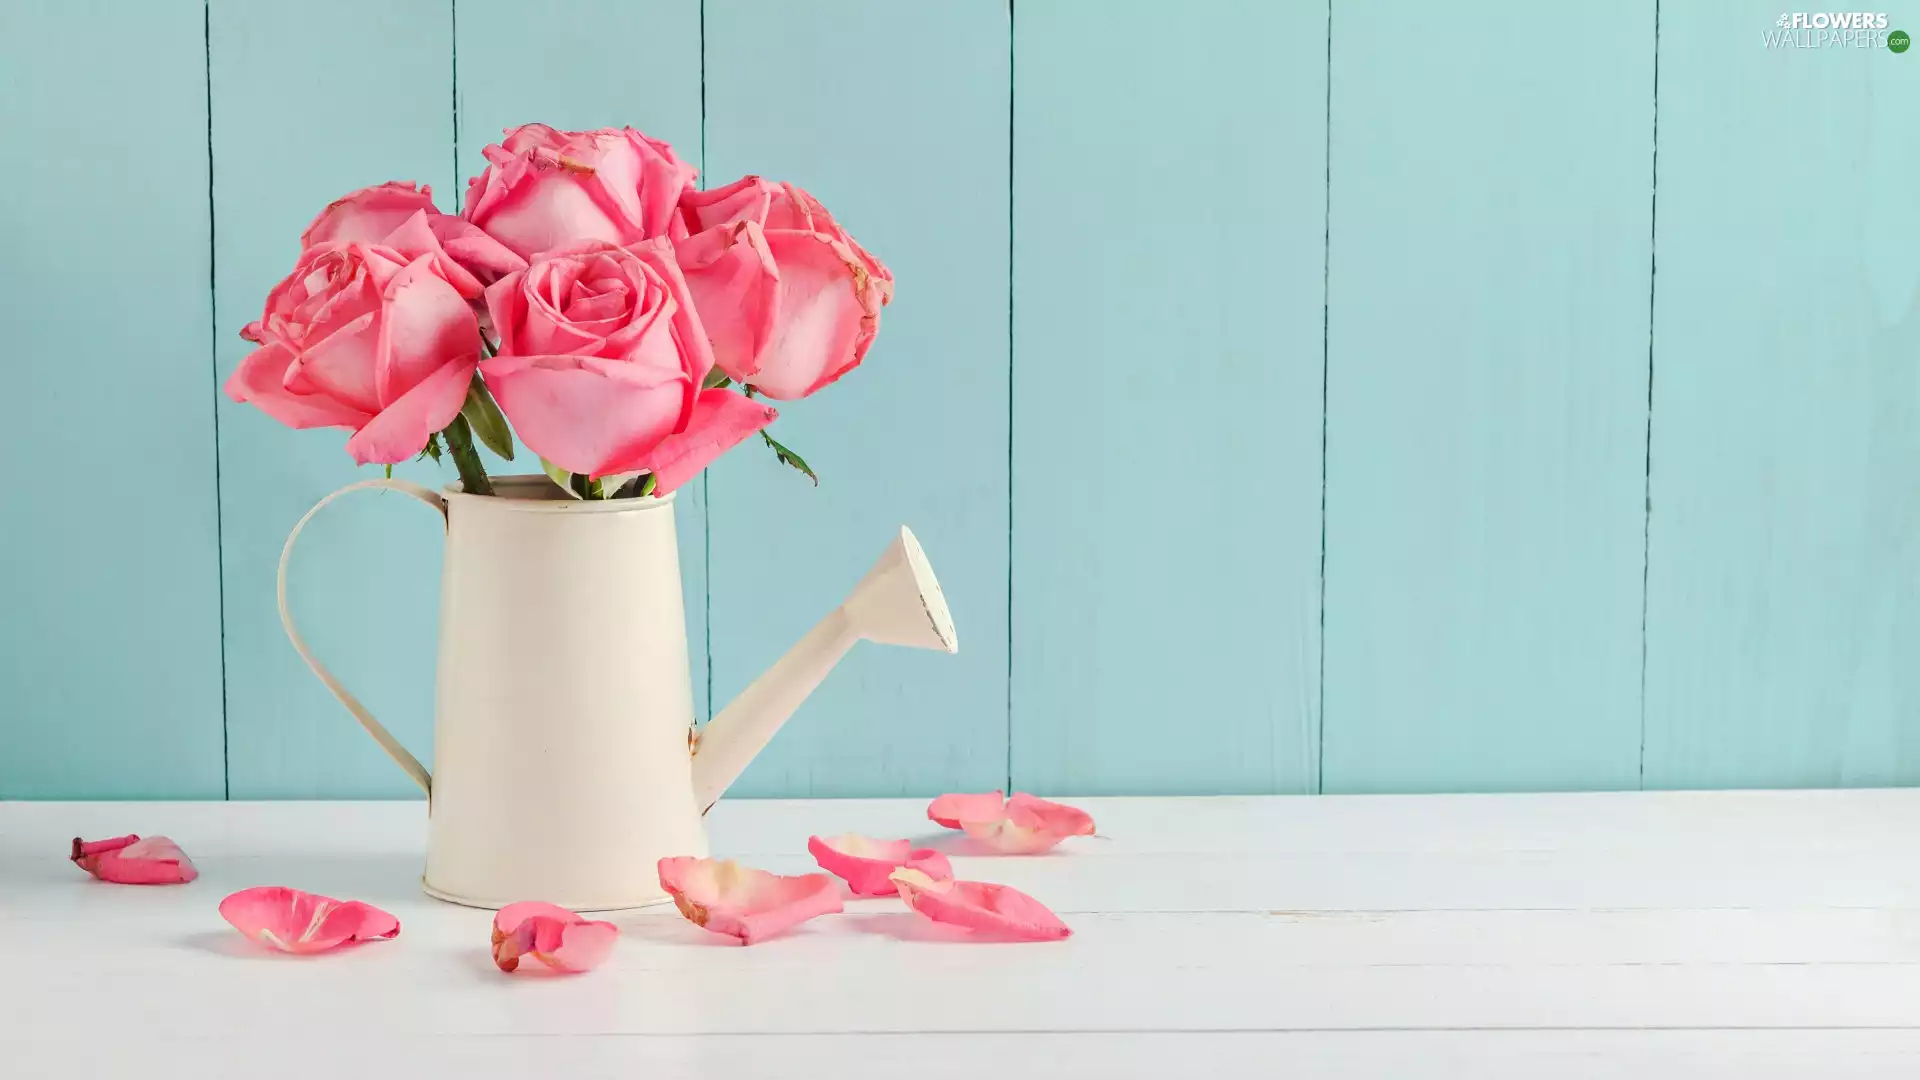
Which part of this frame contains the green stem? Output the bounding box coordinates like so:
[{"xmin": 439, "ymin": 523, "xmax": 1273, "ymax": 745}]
[{"xmin": 443, "ymin": 415, "xmax": 494, "ymax": 496}]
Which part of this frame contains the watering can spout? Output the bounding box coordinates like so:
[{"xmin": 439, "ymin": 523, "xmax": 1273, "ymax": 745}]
[{"xmin": 689, "ymin": 526, "xmax": 958, "ymax": 808}]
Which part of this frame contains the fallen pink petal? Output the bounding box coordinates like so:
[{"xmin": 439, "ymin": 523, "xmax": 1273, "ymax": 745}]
[
  {"xmin": 217, "ymin": 886, "xmax": 400, "ymax": 955},
  {"xmin": 491, "ymin": 901, "xmax": 619, "ymax": 974},
  {"xmin": 658, "ymin": 856, "xmax": 842, "ymax": 944},
  {"xmin": 927, "ymin": 791, "xmax": 1009, "ymax": 830},
  {"xmin": 889, "ymin": 868, "xmax": 1072, "ymax": 942},
  {"xmin": 807, "ymin": 833, "xmax": 953, "ymax": 897},
  {"xmin": 70, "ymin": 834, "xmax": 198, "ymax": 885},
  {"xmin": 926, "ymin": 791, "xmax": 1097, "ymax": 854}
]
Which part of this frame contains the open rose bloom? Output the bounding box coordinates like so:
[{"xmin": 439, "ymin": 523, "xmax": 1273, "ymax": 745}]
[{"xmin": 228, "ymin": 123, "xmax": 883, "ymax": 498}]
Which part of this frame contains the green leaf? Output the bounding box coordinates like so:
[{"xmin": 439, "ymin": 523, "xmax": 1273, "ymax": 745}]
[
  {"xmin": 460, "ymin": 376, "xmax": 515, "ymax": 461},
  {"xmin": 423, "ymin": 433, "xmax": 443, "ymax": 463},
  {"xmin": 384, "ymin": 464, "xmax": 393, "ymax": 480},
  {"xmin": 637, "ymin": 473, "xmax": 659, "ymax": 497},
  {"xmin": 540, "ymin": 456, "xmax": 583, "ymax": 499},
  {"xmin": 598, "ymin": 471, "xmax": 643, "ymax": 498},
  {"xmin": 762, "ymin": 430, "xmax": 819, "ymax": 486},
  {"xmin": 701, "ymin": 368, "xmax": 733, "ymax": 390},
  {"xmin": 570, "ymin": 472, "xmax": 594, "ymax": 499}
]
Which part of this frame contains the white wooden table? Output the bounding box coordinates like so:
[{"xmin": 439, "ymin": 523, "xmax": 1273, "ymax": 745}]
[{"xmin": 5, "ymin": 792, "xmax": 1920, "ymax": 1077}]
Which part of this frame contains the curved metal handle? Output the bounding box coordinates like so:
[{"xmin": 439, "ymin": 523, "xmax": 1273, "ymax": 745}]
[{"xmin": 276, "ymin": 478, "xmax": 446, "ymax": 796}]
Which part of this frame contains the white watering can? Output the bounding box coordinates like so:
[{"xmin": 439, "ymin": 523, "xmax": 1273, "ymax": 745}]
[{"xmin": 278, "ymin": 474, "xmax": 958, "ymax": 909}]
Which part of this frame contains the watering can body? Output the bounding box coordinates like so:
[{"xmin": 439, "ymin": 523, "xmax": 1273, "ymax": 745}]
[{"xmin": 277, "ymin": 475, "xmax": 956, "ymax": 910}]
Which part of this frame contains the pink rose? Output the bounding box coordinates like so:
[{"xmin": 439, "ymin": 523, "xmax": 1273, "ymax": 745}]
[
  {"xmin": 463, "ymin": 125, "xmax": 698, "ymax": 261},
  {"xmin": 302, "ymin": 181, "xmax": 526, "ymax": 299},
  {"xmin": 674, "ymin": 176, "xmax": 893, "ymax": 400},
  {"xmin": 480, "ymin": 240, "xmax": 773, "ymax": 490},
  {"xmin": 226, "ymin": 242, "xmax": 480, "ymax": 465}
]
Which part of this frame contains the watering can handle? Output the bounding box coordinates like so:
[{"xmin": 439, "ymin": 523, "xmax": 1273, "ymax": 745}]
[{"xmin": 276, "ymin": 478, "xmax": 444, "ymax": 797}]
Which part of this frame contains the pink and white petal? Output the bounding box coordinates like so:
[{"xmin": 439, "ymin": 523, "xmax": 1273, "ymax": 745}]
[
  {"xmin": 679, "ymin": 174, "xmax": 775, "ymax": 233},
  {"xmin": 602, "ymin": 388, "xmax": 774, "ymax": 493},
  {"xmin": 674, "ymin": 221, "xmax": 779, "ymax": 383},
  {"xmin": 224, "ymin": 342, "xmax": 373, "ymax": 431},
  {"xmin": 480, "ymin": 175, "xmax": 629, "ymax": 261},
  {"xmin": 889, "ymin": 869, "xmax": 1072, "ymax": 942},
  {"xmin": 426, "ymin": 214, "xmax": 528, "ymax": 280},
  {"xmin": 345, "ymin": 357, "xmax": 477, "ymax": 466},
  {"xmin": 657, "ymin": 856, "xmax": 842, "ymax": 945},
  {"xmin": 492, "ymin": 901, "xmax": 619, "ymax": 974},
  {"xmin": 301, "ymin": 181, "xmax": 438, "ymax": 248},
  {"xmin": 218, "ymin": 886, "xmax": 400, "ymax": 954},
  {"xmin": 70, "ymin": 834, "xmax": 198, "ymax": 885},
  {"xmin": 376, "ymin": 256, "xmax": 481, "ymax": 405},
  {"xmin": 928, "ymin": 792, "xmax": 1096, "ymax": 854},
  {"xmin": 1006, "ymin": 793, "xmax": 1097, "ymax": 841},
  {"xmin": 379, "ymin": 211, "xmax": 483, "ymax": 299},
  {"xmin": 808, "ymin": 833, "xmax": 952, "ymax": 897},
  {"xmin": 927, "ymin": 791, "xmax": 1008, "ymax": 831},
  {"xmin": 285, "ymin": 313, "xmax": 383, "ymax": 415},
  {"xmin": 960, "ymin": 820, "xmax": 1062, "ymax": 855},
  {"xmin": 746, "ymin": 231, "xmax": 871, "ymax": 400},
  {"xmin": 482, "ymin": 353, "xmax": 687, "ymax": 477}
]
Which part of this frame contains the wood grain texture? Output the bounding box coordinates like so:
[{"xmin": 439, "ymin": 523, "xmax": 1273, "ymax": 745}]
[
  {"xmin": 0, "ymin": 0, "xmax": 225, "ymax": 798},
  {"xmin": 701, "ymin": 0, "xmax": 1011, "ymax": 796},
  {"xmin": 451, "ymin": 0, "xmax": 708, "ymax": 718},
  {"xmin": 1010, "ymin": 0, "xmax": 1327, "ymax": 795},
  {"xmin": 210, "ymin": 0, "xmax": 455, "ymax": 798},
  {"xmin": 26, "ymin": 1033, "xmax": 1920, "ymax": 1080},
  {"xmin": 1321, "ymin": 1, "xmax": 1656, "ymax": 793},
  {"xmin": 26, "ymin": 1022, "xmax": 1920, "ymax": 1076},
  {"xmin": 1642, "ymin": 2, "xmax": 1920, "ymax": 788},
  {"xmin": 9, "ymin": 791, "xmax": 1920, "ymax": 1072}
]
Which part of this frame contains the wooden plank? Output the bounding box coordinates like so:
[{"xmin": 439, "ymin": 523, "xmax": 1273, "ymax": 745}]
[
  {"xmin": 1009, "ymin": 1, "xmax": 1326, "ymax": 795},
  {"xmin": 1642, "ymin": 5, "xmax": 1920, "ymax": 787},
  {"xmin": 10, "ymin": 794, "xmax": 1920, "ymax": 1041},
  {"xmin": 450, "ymin": 0, "xmax": 708, "ymax": 719},
  {"xmin": 1322, "ymin": 1, "xmax": 1655, "ymax": 793},
  {"xmin": 701, "ymin": 1, "xmax": 1010, "ymax": 796},
  {"xmin": 210, "ymin": 0, "xmax": 455, "ymax": 797},
  {"xmin": 30, "ymin": 1022, "xmax": 1920, "ymax": 1076},
  {"xmin": 0, "ymin": 0, "xmax": 225, "ymax": 798},
  {"xmin": 27, "ymin": 1031, "xmax": 1920, "ymax": 1080},
  {"xmin": 11, "ymin": 789, "xmax": 1919, "ymax": 858}
]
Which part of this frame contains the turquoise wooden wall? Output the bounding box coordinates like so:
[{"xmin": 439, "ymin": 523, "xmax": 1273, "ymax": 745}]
[{"xmin": 2, "ymin": 0, "xmax": 1916, "ymax": 800}]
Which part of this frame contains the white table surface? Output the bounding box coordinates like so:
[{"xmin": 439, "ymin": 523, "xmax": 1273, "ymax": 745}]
[{"xmin": 5, "ymin": 791, "xmax": 1920, "ymax": 1077}]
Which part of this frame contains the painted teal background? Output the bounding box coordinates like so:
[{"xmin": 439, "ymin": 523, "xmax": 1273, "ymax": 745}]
[{"xmin": 3, "ymin": 0, "xmax": 1916, "ymax": 800}]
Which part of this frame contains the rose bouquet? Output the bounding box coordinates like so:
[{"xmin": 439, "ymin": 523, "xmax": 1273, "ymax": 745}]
[{"xmin": 226, "ymin": 123, "xmax": 892, "ymax": 497}]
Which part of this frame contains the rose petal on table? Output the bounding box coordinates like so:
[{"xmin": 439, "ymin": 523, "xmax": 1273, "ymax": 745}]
[
  {"xmin": 927, "ymin": 791, "xmax": 1008, "ymax": 830},
  {"xmin": 889, "ymin": 868, "xmax": 1073, "ymax": 942},
  {"xmin": 218, "ymin": 886, "xmax": 400, "ymax": 954},
  {"xmin": 491, "ymin": 901, "xmax": 619, "ymax": 974},
  {"xmin": 807, "ymin": 833, "xmax": 953, "ymax": 897},
  {"xmin": 70, "ymin": 834, "xmax": 199, "ymax": 885},
  {"xmin": 657, "ymin": 856, "xmax": 842, "ymax": 944},
  {"xmin": 926, "ymin": 792, "xmax": 1097, "ymax": 854}
]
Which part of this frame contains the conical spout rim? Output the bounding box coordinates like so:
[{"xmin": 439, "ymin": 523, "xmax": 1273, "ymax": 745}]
[{"xmin": 895, "ymin": 526, "xmax": 958, "ymax": 652}]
